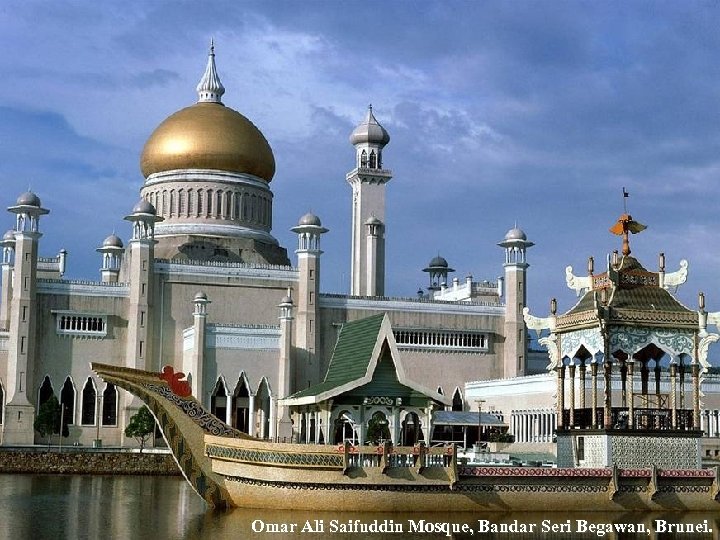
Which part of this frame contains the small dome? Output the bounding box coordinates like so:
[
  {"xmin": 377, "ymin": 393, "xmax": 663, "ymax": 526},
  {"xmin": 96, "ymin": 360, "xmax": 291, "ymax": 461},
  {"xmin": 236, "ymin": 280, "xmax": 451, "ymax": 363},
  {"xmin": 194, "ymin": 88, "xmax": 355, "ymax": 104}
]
[
  {"xmin": 350, "ymin": 105, "xmax": 390, "ymax": 146},
  {"xmin": 16, "ymin": 191, "xmax": 41, "ymax": 207},
  {"xmin": 132, "ymin": 200, "xmax": 156, "ymax": 215},
  {"xmin": 279, "ymin": 295, "xmax": 293, "ymax": 305},
  {"xmin": 102, "ymin": 234, "xmax": 124, "ymax": 248},
  {"xmin": 504, "ymin": 227, "xmax": 527, "ymax": 241},
  {"xmin": 298, "ymin": 212, "xmax": 322, "ymax": 227},
  {"xmin": 3, "ymin": 230, "xmax": 15, "ymax": 242},
  {"xmin": 365, "ymin": 216, "xmax": 383, "ymax": 225},
  {"xmin": 428, "ymin": 256, "xmax": 449, "ymax": 268},
  {"xmin": 194, "ymin": 291, "xmax": 208, "ymax": 301}
]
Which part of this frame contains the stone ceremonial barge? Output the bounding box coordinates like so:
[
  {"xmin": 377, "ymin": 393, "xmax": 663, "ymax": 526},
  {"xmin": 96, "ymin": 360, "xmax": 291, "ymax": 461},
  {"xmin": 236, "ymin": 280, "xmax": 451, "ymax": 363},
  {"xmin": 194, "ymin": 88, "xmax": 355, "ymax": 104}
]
[
  {"xmin": 90, "ymin": 352, "xmax": 720, "ymax": 512},
  {"xmin": 91, "ymin": 209, "xmax": 720, "ymax": 512}
]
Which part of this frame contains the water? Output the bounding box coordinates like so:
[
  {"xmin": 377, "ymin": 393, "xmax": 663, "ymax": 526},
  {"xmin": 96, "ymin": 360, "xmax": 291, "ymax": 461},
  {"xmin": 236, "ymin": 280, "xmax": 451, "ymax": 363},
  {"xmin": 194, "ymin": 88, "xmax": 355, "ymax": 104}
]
[{"xmin": 0, "ymin": 474, "xmax": 718, "ymax": 539}]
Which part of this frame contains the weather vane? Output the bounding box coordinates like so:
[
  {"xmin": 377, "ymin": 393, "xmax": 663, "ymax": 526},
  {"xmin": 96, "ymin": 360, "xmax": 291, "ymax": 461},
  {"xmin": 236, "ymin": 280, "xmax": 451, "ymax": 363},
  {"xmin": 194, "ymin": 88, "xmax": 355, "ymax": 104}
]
[{"xmin": 609, "ymin": 188, "xmax": 646, "ymax": 256}]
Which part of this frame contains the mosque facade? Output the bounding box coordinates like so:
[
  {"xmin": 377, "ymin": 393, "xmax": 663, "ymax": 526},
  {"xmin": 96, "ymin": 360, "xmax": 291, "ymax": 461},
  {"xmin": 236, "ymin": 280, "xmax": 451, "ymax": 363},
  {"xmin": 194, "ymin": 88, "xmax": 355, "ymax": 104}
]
[{"xmin": 0, "ymin": 47, "xmax": 538, "ymax": 447}]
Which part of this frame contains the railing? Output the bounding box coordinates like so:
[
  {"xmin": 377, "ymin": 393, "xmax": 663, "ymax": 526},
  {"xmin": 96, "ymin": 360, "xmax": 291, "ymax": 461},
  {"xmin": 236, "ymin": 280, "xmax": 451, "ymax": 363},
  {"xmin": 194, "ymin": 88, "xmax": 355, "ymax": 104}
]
[
  {"xmin": 342, "ymin": 443, "xmax": 455, "ymax": 469},
  {"xmin": 562, "ymin": 407, "xmax": 695, "ymax": 431}
]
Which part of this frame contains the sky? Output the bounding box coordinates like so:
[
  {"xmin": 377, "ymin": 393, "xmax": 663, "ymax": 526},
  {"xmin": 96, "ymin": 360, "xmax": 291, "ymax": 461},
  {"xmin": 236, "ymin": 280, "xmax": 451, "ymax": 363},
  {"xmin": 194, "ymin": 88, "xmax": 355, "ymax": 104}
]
[{"xmin": 0, "ymin": 1, "xmax": 719, "ymax": 318}]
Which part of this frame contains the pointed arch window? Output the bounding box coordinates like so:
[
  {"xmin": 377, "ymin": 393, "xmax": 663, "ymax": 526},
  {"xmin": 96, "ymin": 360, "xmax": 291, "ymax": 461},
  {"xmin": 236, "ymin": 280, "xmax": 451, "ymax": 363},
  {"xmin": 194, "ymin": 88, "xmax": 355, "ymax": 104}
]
[
  {"xmin": 369, "ymin": 150, "xmax": 377, "ymax": 168},
  {"xmin": 61, "ymin": 377, "xmax": 76, "ymax": 425},
  {"xmin": 38, "ymin": 376, "xmax": 54, "ymax": 409},
  {"xmin": 102, "ymin": 383, "xmax": 118, "ymax": 426},
  {"xmin": 81, "ymin": 377, "xmax": 97, "ymax": 425},
  {"xmin": 360, "ymin": 150, "xmax": 367, "ymax": 168}
]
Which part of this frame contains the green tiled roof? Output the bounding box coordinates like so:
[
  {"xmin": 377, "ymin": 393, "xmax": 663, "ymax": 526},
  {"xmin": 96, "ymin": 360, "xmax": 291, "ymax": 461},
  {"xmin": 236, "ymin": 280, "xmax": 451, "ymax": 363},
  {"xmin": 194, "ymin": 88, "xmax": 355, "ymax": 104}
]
[{"xmin": 287, "ymin": 314, "xmax": 385, "ymax": 400}]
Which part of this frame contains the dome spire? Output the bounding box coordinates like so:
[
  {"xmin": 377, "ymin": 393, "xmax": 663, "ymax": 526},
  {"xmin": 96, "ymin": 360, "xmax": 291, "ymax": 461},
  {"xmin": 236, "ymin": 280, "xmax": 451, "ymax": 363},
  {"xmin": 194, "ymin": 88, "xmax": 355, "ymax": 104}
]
[{"xmin": 196, "ymin": 39, "xmax": 225, "ymax": 104}]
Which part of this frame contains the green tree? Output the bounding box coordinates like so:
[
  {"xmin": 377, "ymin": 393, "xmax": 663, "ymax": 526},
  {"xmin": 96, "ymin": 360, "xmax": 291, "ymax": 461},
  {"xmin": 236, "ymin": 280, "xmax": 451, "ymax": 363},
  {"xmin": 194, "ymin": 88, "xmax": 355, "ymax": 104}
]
[
  {"xmin": 124, "ymin": 406, "xmax": 156, "ymax": 452},
  {"xmin": 34, "ymin": 395, "xmax": 61, "ymax": 449}
]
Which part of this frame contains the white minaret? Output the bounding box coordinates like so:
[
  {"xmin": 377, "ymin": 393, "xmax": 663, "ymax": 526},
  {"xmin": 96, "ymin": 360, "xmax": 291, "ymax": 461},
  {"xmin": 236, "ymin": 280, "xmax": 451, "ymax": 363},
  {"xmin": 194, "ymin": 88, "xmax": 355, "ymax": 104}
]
[
  {"xmin": 188, "ymin": 291, "xmax": 210, "ymax": 400},
  {"xmin": 123, "ymin": 200, "xmax": 162, "ymax": 372},
  {"xmin": 365, "ymin": 216, "xmax": 384, "ymax": 297},
  {"xmin": 290, "ymin": 213, "xmax": 327, "ymax": 389},
  {"xmin": 121, "ymin": 200, "xmax": 162, "ymax": 442},
  {"xmin": 3, "ymin": 191, "xmax": 49, "ymax": 444},
  {"xmin": 347, "ymin": 105, "xmax": 391, "ymax": 296},
  {"xmin": 96, "ymin": 234, "xmax": 124, "ymax": 283},
  {"xmin": 498, "ymin": 226, "xmax": 534, "ymax": 378},
  {"xmin": 277, "ymin": 289, "xmax": 294, "ymax": 441}
]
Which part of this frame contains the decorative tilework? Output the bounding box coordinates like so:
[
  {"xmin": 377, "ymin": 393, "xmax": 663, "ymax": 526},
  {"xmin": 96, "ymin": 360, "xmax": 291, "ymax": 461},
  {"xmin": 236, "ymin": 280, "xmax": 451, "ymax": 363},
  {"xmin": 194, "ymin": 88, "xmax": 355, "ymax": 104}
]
[{"xmin": 206, "ymin": 444, "xmax": 344, "ymax": 468}]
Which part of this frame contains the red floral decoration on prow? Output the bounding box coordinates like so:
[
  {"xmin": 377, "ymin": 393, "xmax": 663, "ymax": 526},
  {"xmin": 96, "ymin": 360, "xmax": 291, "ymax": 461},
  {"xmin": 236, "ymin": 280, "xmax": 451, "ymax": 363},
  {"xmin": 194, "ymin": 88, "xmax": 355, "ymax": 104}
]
[{"xmin": 159, "ymin": 366, "xmax": 192, "ymax": 397}]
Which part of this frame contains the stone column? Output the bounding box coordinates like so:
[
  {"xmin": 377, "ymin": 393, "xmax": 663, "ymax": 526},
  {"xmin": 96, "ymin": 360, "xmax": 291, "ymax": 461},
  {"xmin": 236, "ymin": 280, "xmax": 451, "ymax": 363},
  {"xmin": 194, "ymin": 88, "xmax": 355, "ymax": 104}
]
[
  {"xmin": 670, "ymin": 363, "xmax": 678, "ymax": 429},
  {"xmin": 692, "ymin": 363, "xmax": 700, "ymax": 430},
  {"xmin": 579, "ymin": 362, "xmax": 587, "ymax": 409},
  {"xmin": 557, "ymin": 366, "xmax": 565, "ymax": 429},
  {"xmin": 604, "ymin": 357, "xmax": 613, "ymax": 430},
  {"xmin": 591, "ymin": 361, "xmax": 598, "ymax": 428},
  {"xmin": 627, "ymin": 360, "xmax": 635, "ymax": 429},
  {"xmin": 568, "ymin": 364, "xmax": 576, "ymax": 428},
  {"xmin": 248, "ymin": 394, "xmax": 255, "ymax": 437}
]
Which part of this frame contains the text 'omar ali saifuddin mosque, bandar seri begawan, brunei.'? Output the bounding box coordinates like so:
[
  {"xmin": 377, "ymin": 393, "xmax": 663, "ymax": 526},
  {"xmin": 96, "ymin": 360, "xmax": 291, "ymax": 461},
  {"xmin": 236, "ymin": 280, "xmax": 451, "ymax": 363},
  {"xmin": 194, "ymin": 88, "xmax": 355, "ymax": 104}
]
[{"xmin": 3, "ymin": 45, "xmax": 720, "ymax": 459}]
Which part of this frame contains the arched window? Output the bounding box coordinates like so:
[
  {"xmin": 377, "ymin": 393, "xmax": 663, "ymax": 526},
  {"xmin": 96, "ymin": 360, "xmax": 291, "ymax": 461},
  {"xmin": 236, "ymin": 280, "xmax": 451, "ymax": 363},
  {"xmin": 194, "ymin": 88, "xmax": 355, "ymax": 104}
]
[
  {"xmin": 0, "ymin": 382, "xmax": 4, "ymax": 424},
  {"xmin": 217, "ymin": 191, "xmax": 223, "ymax": 218},
  {"xmin": 210, "ymin": 379, "xmax": 228, "ymax": 422},
  {"xmin": 360, "ymin": 150, "xmax": 367, "ymax": 168},
  {"xmin": 452, "ymin": 388, "xmax": 463, "ymax": 412},
  {"xmin": 207, "ymin": 189, "xmax": 214, "ymax": 217},
  {"xmin": 187, "ymin": 189, "xmax": 194, "ymax": 215},
  {"xmin": 38, "ymin": 376, "xmax": 54, "ymax": 408},
  {"xmin": 178, "ymin": 189, "xmax": 185, "ymax": 216},
  {"xmin": 369, "ymin": 150, "xmax": 376, "ymax": 168},
  {"xmin": 81, "ymin": 378, "xmax": 97, "ymax": 425},
  {"xmin": 102, "ymin": 383, "xmax": 118, "ymax": 426},
  {"xmin": 197, "ymin": 190, "xmax": 204, "ymax": 216},
  {"xmin": 233, "ymin": 192, "xmax": 240, "ymax": 220},
  {"xmin": 61, "ymin": 377, "xmax": 75, "ymax": 425},
  {"xmin": 169, "ymin": 190, "xmax": 175, "ymax": 217},
  {"xmin": 232, "ymin": 376, "xmax": 251, "ymax": 433}
]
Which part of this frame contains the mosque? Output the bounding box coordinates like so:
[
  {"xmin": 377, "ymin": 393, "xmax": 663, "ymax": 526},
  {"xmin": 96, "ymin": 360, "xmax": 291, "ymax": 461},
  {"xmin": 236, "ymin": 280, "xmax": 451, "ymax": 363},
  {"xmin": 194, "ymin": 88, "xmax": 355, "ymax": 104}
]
[{"xmin": 0, "ymin": 46, "xmax": 541, "ymax": 447}]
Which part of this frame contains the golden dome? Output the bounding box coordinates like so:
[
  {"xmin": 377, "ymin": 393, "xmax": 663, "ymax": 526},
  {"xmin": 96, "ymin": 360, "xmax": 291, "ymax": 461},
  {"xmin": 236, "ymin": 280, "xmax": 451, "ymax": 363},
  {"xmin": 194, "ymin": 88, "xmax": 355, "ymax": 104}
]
[{"xmin": 140, "ymin": 102, "xmax": 276, "ymax": 181}]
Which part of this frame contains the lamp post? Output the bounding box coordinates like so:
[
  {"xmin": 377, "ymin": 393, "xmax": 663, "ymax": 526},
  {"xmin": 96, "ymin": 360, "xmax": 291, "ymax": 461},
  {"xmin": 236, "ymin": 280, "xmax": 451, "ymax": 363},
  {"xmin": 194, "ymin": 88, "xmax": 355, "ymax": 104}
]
[
  {"xmin": 94, "ymin": 394, "xmax": 102, "ymax": 448},
  {"xmin": 476, "ymin": 399, "xmax": 486, "ymax": 447}
]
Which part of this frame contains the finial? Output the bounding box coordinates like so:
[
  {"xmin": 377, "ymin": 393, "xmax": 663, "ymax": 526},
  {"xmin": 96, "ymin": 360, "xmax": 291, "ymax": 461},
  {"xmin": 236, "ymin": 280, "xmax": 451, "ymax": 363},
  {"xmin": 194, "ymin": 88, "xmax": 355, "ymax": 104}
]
[
  {"xmin": 659, "ymin": 252, "xmax": 665, "ymax": 272},
  {"xmin": 699, "ymin": 292, "xmax": 705, "ymax": 310},
  {"xmin": 609, "ymin": 211, "xmax": 646, "ymax": 256},
  {"xmin": 369, "ymin": 103, "xmax": 373, "ymax": 111},
  {"xmin": 550, "ymin": 298, "xmax": 557, "ymax": 315},
  {"xmin": 587, "ymin": 256, "xmax": 594, "ymax": 276},
  {"xmin": 196, "ymin": 41, "xmax": 225, "ymax": 103}
]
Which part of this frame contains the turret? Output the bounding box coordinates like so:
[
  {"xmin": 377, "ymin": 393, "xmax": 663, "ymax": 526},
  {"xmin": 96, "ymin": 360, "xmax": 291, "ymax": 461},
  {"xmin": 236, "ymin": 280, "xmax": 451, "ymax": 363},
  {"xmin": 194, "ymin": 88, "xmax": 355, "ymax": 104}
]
[
  {"xmin": 2, "ymin": 191, "xmax": 49, "ymax": 444},
  {"xmin": 365, "ymin": 216, "xmax": 385, "ymax": 296},
  {"xmin": 347, "ymin": 105, "xmax": 392, "ymax": 296},
  {"xmin": 498, "ymin": 226, "xmax": 534, "ymax": 378},
  {"xmin": 423, "ymin": 255, "xmax": 455, "ymax": 292},
  {"xmin": 187, "ymin": 291, "xmax": 210, "ymax": 399},
  {"xmin": 0, "ymin": 230, "xmax": 16, "ymax": 330},
  {"xmin": 96, "ymin": 234, "xmax": 124, "ymax": 283},
  {"xmin": 290, "ymin": 213, "xmax": 327, "ymax": 390}
]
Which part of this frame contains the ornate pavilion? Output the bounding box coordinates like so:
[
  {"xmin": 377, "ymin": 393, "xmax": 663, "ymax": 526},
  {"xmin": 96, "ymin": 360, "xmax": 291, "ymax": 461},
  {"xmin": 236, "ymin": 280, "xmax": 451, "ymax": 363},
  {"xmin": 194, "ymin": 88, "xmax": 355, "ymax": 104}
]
[{"xmin": 524, "ymin": 212, "xmax": 720, "ymax": 468}]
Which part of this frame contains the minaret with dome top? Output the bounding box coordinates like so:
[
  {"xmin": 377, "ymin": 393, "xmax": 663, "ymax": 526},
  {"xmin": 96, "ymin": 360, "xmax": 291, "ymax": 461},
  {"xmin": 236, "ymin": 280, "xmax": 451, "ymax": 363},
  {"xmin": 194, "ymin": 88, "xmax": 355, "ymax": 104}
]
[
  {"xmin": 3, "ymin": 192, "xmax": 49, "ymax": 443},
  {"xmin": 139, "ymin": 44, "xmax": 289, "ymax": 265},
  {"xmin": 347, "ymin": 105, "xmax": 392, "ymax": 296},
  {"xmin": 498, "ymin": 225, "xmax": 534, "ymax": 378}
]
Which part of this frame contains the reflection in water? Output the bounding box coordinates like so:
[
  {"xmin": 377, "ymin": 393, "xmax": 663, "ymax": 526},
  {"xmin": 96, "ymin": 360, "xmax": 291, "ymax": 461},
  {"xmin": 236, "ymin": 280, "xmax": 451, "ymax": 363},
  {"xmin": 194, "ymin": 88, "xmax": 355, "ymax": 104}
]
[{"xmin": 1, "ymin": 475, "xmax": 719, "ymax": 539}]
